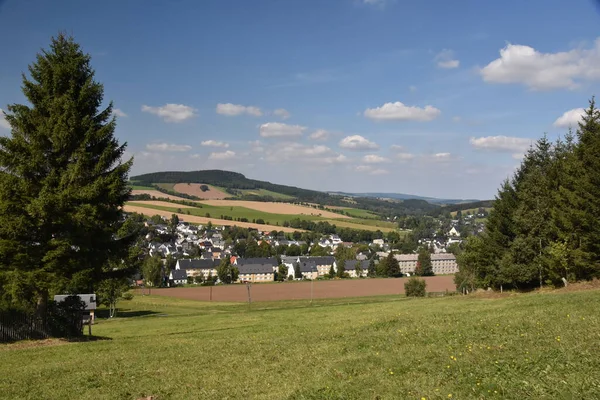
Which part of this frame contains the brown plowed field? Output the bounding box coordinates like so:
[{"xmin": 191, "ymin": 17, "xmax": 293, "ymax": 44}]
[
  {"xmin": 148, "ymin": 276, "xmax": 456, "ymax": 302},
  {"xmin": 198, "ymin": 200, "xmax": 350, "ymax": 219},
  {"xmin": 123, "ymin": 205, "xmax": 301, "ymax": 232},
  {"xmin": 174, "ymin": 183, "xmax": 229, "ymax": 199}
]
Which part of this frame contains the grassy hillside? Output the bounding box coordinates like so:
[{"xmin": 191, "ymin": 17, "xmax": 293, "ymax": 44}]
[
  {"xmin": 126, "ymin": 201, "xmax": 395, "ymax": 232},
  {"xmin": 2, "ymin": 289, "xmax": 599, "ymax": 399},
  {"xmin": 130, "ymin": 170, "xmax": 441, "ymax": 217}
]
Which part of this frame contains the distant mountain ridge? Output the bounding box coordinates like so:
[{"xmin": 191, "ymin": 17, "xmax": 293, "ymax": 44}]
[{"xmin": 330, "ymin": 192, "xmax": 480, "ymax": 205}]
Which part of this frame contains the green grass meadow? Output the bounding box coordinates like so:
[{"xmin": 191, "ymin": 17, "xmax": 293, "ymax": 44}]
[{"xmin": 2, "ymin": 289, "xmax": 600, "ymax": 399}]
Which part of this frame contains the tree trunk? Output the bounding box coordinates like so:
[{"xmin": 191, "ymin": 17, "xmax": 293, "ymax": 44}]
[{"xmin": 36, "ymin": 289, "xmax": 49, "ymax": 317}]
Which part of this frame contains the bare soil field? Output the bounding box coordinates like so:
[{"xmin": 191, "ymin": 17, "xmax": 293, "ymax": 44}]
[
  {"xmin": 149, "ymin": 276, "xmax": 456, "ymax": 302},
  {"xmin": 131, "ymin": 190, "xmax": 186, "ymax": 201},
  {"xmin": 123, "ymin": 205, "xmax": 300, "ymax": 232},
  {"xmin": 174, "ymin": 183, "xmax": 229, "ymax": 199},
  {"xmin": 198, "ymin": 200, "xmax": 350, "ymax": 219}
]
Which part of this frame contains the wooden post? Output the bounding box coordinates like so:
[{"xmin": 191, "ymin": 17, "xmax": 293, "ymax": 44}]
[
  {"xmin": 210, "ymin": 286, "xmax": 213, "ymax": 301},
  {"xmin": 246, "ymin": 282, "xmax": 252, "ymax": 305}
]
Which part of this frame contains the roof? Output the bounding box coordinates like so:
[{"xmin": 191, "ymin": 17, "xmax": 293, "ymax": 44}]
[
  {"xmin": 170, "ymin": 269, "xmax": 188, "ymax": 281},
  {"xmin": 298, "ymin": 260, "xmax": 317, "ymax": 272},
  {"xmin": 177, "ymin": 259, "xmax": 220, "ymax": 270},
  {"xmin": 237, "ymin": 264, "xmax": 275, "ymax": 274},
  {"xmin": 431, "ymin": 254, "xmax": 457, "ymax": 260},
  {"xmin": 343, "ymin": 260, "xmax": 367, "ymax": 271},
  {"xmin": 299, "ymin": 256, "xmax": 335, "ymax": 266},
  {"xmin": 235, "ymin": 257, "xmax": 278, "ymax": 267},
  {"xmin": 54, "ymin": 294, "xmax": 97, "ymax": 310},
  {"xmin": 280, "ymin": 256, "xmax": 299, "ymax": 264}
]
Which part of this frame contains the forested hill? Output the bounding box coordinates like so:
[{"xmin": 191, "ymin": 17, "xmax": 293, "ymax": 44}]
[{"xmin": 131, "ymin": 170, "xmax": 441, "ymax": 216}]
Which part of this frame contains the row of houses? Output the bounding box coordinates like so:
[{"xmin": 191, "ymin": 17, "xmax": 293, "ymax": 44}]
[{"xmin": 376, "ymin": 252, "xmax": 459, "ymax": 275}]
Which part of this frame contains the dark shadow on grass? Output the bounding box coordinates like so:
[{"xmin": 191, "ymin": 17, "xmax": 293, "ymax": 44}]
[
  {"xmin": 95, "ymin": 309, "xmax": 160, "ymax": 319},
  {"xmin": 68, "ymin": 335, "xmax": 113, "ymax": 342}
]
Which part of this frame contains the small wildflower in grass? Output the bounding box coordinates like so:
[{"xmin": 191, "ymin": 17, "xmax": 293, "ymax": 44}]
[{"xmin": 448, "ymin": 394, "xmax": 452, "ymax": 398}]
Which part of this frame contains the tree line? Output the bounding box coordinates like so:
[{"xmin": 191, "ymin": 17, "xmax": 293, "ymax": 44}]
[{"xmin": 456, "ymin": 99, "xmax": 600, "ymax": 291}]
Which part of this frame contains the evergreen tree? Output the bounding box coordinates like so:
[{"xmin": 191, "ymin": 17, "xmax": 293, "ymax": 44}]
[
  {"xmin": 217, "ymin": 257, "xmax": 238, "ymax": 284},
  {"xmin": 367, "ymin": 258, "xmax": 376, "ymax": 277},
  {"xmin": 416, "ymin": 248, "xmax": 433, "ymax": 276},
  {"xmin": 386, "ymin": 253, "xmax": 401, "ymax": 277},
  {"xmin": 328, "ymin": 264, "xmax": 336, "ymax": 279},
  {"xmin": 294, "ymin": 262, "xmax": 302, "ymax": 279},
  {"xmin": 0, "ymin": 34, "xmax": 132, "ymax": 310},
  {"xmin": 336, "ymin": 259, "xmax": 346, "ymax": 278}
]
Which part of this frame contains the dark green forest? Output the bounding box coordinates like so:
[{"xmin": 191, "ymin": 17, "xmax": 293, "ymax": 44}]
[{"xmin": 456, "ymin": 99, "xmax": 600, "ymax": 291}]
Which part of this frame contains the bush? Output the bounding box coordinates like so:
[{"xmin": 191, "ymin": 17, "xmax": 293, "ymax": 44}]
[
  {"xmin": 122, "ymin": 292, "xmax": 134, "ymax": 301},
  {"xmin": 405, "ymin": 277, "xmax": 427, "ymax": 297}
]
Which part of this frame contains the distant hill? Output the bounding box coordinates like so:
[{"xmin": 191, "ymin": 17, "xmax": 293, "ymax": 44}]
[
  {"xmin": 130, "ymin": 170, "xmax": 441, "ymax": 216},
  {"xmin": 330, "ymin": 191, "xmax": 480, "ymax": 205}
]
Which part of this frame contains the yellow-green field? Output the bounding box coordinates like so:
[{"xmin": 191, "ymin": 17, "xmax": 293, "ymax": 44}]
[{"xmin": 2, "ymin": 288, "xmax": 599, "ymax": 399}]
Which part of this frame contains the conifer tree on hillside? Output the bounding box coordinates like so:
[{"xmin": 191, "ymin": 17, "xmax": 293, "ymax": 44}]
[
  {"xmin": 0, "ymin": 34, "xmax": 132, "ymax": 310},
  {"xmin": 458, "ymin": 97, "xmax": 600, "ymax": 290}
]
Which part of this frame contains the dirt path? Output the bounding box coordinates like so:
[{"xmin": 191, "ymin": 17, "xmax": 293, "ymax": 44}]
[
  {"xmin": 149, "ymin": 276, "xmax": 456, "ymax": 302},
  {"xmin": 123, "ymin": 205, "xmax": 301, "ymax": 232}
]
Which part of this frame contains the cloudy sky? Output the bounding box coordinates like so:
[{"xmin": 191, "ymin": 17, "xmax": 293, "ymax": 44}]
[{"xmin": 1, "ymin": 0, "xmax": 600, "ymax": 199}]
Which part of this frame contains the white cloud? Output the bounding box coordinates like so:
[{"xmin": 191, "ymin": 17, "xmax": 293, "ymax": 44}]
[
  {"xmin": 480, "ymin": 39, "xmax": 600, "ymax": 90},
  {"xmin": 390, "ymin": 144, "xmax": 405, "ymax": 151},
  {"xmin": 469, "ymin": 135, "xmax": 532, "ymax": 154},
  {"xmin": 362, "ymin": 154, "xmax": 389, "ymax": 163},
  {"xmin": 209, "ymin": 150, "xmax": 236, "ymax": 160},
  {"xmin": 0, "ymin": 109, "xmax": 10, "ymax": 129},
  {"xmin": 356, "ymin": 165, "xmax": 389, "ymax": 175},
  {"xmin": 263, "ymin": 142, "xmax": 348, "ymax": 165},
  {"xmin": 259, "ymin": 122, "xmax": 306, "ymax": 138},
  {"xmin": 435, "ymin": 49, "xmax": 460, "ymax": 69},
  {"xmin": 113, "ymin": 108, "xmax": 128, "ymax": 118},
  {"xmin": 145, "ymin": 143, "xmax": 192, "ymax": 152},
  {"xmin": 396, "ymin": 152, "xmax": 415, "ymax": 161},
  {"xmin": 201, "ymin": 140, "xmax": 230, "ymax": 148},
  {"xmin": 141, "ymin": 104, "xmax": 197, "ymax": 123},
  {"xmin": 273, "ymin": 108, "xmax": 291, "ymax": 120},
  {"xmin": 364, "ymin": 101, "xmax": 441, "ymax": 122},
  {"xmin": 309, "ymin": 129, "xmax": 330, "ymax": 141},
  {"xmin": 216, "ymin": 103, "xmax": 263, "ymax": 117},
  {"xmin": 339, "ymin": 135, "xmax": 379, "ymax": 151},
  {"xmin": 553, "ymin": 108, "xmax": 585, "ymax": 128}
]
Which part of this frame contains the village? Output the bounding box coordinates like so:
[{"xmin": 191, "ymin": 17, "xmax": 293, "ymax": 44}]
[{"xmin": 137, "ymin": 212, "xmax": 467, "ymax": 287}]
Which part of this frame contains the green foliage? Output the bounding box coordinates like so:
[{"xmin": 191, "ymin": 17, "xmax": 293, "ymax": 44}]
[
  {"xmin": 276, "ymin": 265, "xmax": 288, "ymax": 282},
  {"xmin": 0, "ymin": 34, "xmax": 132, "ymax": 309},
  {"xmin": 459, "ymin": 98, "xmax": 600, "ymax": 290},
  {"xmin": 328, "ymin": 264, "xmax": 336, "ymax": 279},
  {"xmin": 216, "ymin": 257, "xmax": 238, "ymax": 284},
  {"xmin": 404, "ymin": 277, "xmax": 427, "ymax": 297},
  {"xmin": 142, "ymin": 256, "xmax": 163, "ymax": 288},
  {"xmin": 336, "ymin": 259, "xmax": 346, "ymax": 278},
  {"xmin": 367, "ymin": 258, "xmax": 376, "ymax": 277},
  {"xmin": 96, "ymin": 277, "xmax": 130, "ymax": 318},
  {"xmin": 385, "ymin": 252, "xmax": 401, "ymax": 277},
  {"xmin": 294, "ymin": 263, "xmax": 302, "ymax": 279},
  {"xmin": 416, "ymin": 248, "xmax": 433, "ymax": 276}
]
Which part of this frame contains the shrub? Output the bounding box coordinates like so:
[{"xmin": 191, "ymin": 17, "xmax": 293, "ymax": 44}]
[
  {"xmin": 405, "ymin": 277, "xmax": 427, "ymax": 297},
  {"xmin": 122, "ymin": 292, "xmax": 134, "ymax": 301}
]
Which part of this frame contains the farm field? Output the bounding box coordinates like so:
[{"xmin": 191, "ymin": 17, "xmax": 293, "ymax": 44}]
[
  {"xmin": 237, "ymin": 188, "xmax": 294, "ymax": 199},
  {"xmin": 153, "ymin": 183, "xmax": 175, "ymax": 191},
  {"xmin": 147, "ymin": 276, "xmax": 455, "ymax": 302},
  {"xmin": 2, "ymin": 288, "xmax": 599, "ymax": 399},
  {"xmin": 126, "ymin": 201, "xmax": 395, "ymax": 232},
  {"xmin": 173, "ymin": 183, "xmax": 229, "ymax": 199},
  {"xmin": 198, "ymin": 200, "xmax": 349, "ymax": 219},
  {"xmin": 123, "ymin": 205, "xmax": 300, "ymax": 232},
  {"xmin": 130, "ymin": 190, "xmax": 187, "ymax": 200}
]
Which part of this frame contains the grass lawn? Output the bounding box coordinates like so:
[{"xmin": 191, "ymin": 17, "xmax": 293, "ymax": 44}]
[{"xmin": 2, "ymin": 289, "xmax": 600, "ymax": 399}]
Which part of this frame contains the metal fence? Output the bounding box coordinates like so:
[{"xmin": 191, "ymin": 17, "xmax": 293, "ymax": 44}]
[{"xmin": 0, "ymin": 309, "xmax": 83, "ymax": 343}]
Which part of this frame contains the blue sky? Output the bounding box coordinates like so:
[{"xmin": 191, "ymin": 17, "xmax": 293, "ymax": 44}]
[{"xmin": 1, "ymin": 0, "xmax": 600, "ymax": 199}]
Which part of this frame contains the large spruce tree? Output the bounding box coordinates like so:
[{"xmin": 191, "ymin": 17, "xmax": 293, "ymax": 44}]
[{"xmin": 0, "ymin": 34, "xmax": 132, "ymax": 310}]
